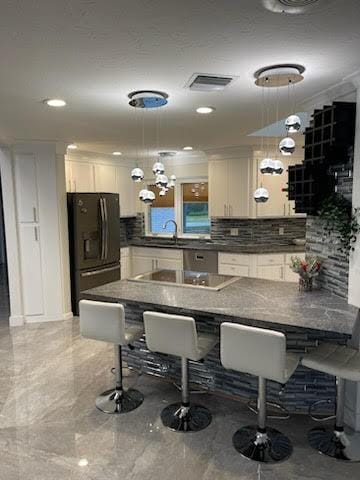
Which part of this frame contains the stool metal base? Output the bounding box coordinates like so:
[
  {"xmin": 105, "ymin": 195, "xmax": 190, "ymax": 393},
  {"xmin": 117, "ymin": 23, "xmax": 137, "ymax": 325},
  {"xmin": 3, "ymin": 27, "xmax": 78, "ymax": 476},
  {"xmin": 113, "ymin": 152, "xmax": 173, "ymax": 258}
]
[
  {"xmin": 96, "ymin": 388, "xmax": 144, "ymax": 414},
  {"xmin": 161, "ymin": 402, "xmax": 212, "ymax": 432},
  {"xmin": 233, "ymin": 425, "xmax": 293, "ymax": 463},
  {"xmin": 308, "ymin": 427, "xmax": 360, "ymax": 462}
]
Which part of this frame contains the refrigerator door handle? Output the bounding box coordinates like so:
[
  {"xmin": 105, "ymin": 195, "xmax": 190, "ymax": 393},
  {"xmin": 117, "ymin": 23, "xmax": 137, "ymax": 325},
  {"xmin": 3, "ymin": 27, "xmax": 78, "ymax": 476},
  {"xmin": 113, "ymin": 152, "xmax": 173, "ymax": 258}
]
[
  {"xmin": 80, "ymin": 264, "xmax": 120, "ymax": 277},
  {"xmin": 103, "ymin": 197, "xmax": 109, "ymax": 260},
  {"xmin": 100, "ymin": 198, "xmax": 106, "ymax": 260}
]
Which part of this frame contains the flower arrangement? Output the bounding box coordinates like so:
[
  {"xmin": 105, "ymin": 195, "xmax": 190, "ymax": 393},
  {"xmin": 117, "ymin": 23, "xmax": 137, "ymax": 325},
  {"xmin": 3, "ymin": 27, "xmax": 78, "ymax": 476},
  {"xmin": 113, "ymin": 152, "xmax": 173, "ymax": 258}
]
[{"xmin": 290, "ymin": 256, "xmax": 321, "ymax": 291}]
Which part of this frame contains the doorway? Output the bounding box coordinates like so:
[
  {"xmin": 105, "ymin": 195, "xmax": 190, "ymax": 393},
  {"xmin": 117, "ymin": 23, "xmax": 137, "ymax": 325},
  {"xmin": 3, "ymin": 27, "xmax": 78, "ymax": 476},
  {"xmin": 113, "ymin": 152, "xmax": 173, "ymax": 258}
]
[{"xmin": 0, "ymin": 173, "xmax": 9, "ymax": 325}]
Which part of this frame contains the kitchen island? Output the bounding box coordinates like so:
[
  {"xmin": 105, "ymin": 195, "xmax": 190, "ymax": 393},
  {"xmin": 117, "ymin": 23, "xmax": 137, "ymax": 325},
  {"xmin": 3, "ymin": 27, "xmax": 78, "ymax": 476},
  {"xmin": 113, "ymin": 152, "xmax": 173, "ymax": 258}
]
[{"xmin": 83, "ymin": 274, "xmax": 359, "ymax": 414}]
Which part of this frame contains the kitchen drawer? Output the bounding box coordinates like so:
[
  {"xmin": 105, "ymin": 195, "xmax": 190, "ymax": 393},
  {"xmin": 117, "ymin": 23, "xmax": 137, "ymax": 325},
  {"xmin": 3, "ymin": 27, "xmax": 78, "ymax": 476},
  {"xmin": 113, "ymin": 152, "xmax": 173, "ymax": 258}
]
[
  {"xmin": 121, "ymin": 247, "xmax": 130, "ymax": 258},
  {"xmin": 219, "ymin": 263, "xmax": 250, "ymax": 277},
  {"xmin": 285, "ymin": 252, "xmax": 305, "ymax": 264},
  {"xmin": 256, "ymin": 254, "xmax": 284, "ymax": 266},
  {"xmin": 132, "ymin": 246, "xmax": 182, "ymax": 260},
  {"xmin": 219, "ymin": 252, "xmax": 251, "ymax": 266}
]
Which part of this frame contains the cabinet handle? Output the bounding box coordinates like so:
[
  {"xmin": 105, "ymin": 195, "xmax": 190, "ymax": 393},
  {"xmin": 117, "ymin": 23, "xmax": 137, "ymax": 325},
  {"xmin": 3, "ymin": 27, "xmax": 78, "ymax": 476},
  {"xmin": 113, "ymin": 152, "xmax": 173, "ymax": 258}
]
[
  {"xmin": 283, "ymin": 203, "xmax": 286, "ymax": 216},
  {"xmin": 33, "ymin": 207, "xmax": 37, "ymax": 222},
  {"xmin": 224, "ymin": 204, "xmax": 227, "ymax": 216},
  {"xmin": 288, "ymin": 204, "xmax": 291, "ymax": 216},
  {"xmin": 73, "ymin": 180, "xmax": 77, "ymax": 192},
  {"xmin": 229, "ymin": 205, "xmax": 232, "ymax": 216},
  {"xmin": 34, "ymin": 226, "xmax": 38, "ymax": 242}
]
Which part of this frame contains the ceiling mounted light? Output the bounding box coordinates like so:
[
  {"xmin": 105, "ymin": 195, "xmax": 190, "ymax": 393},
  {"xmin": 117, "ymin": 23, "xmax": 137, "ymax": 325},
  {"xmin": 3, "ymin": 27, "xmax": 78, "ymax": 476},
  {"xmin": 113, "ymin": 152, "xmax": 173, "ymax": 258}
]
[
  {"xmin": 273, "ymin": 160, "xmax": 284, "ymax": 175},
  {"xmin": 44, "ymin": 98, "xmax": 67, "ymax": 107},
  {"xmin": 260, "ymin": 158, "xmax": 275, "ymax": 175},
  {"xmin": 131, "ymin": 167, "xmax": 144, "ymax": 182},
  {"xmin": 285, "ymin": 114, "xmax": 301, "ymax": 134},
  {"xmin": 183, "ymin": 146, "xmax": 193, "ymax": 151},
  {"xmin": 254, "ymin": 64, "xmax": 305, "ymax": 88},
  {"xmin": 67, "ymin": 144, "xmax": 78, "ymax": 150},
  {"xmin": 196, "ymin": 106, "xmax": 215, "ymax": 114},
  {"xmin": 112, "ymin": 151, "xmax": 122, "ymax": 156},
  {"xmin": 155, "ymin": 174, "xmax": 168, "ymax": 188},
  {"xmin": 152, "ymin": 162, "xmax": 165, "ymax": 175},
  {"xmin": 262, "ymin": 0, "xmax": 326, "ymax": 14},
  {"xmin": 128, "ymin": 90, "xmax": 168, "ymax": 109},
  {"xmin": 254, "ymin": 188, "xmax": 270, "ymax": 203},
  {"xmin": 279, "ymin": 137, "xmax": 296, "ymax": 156}
]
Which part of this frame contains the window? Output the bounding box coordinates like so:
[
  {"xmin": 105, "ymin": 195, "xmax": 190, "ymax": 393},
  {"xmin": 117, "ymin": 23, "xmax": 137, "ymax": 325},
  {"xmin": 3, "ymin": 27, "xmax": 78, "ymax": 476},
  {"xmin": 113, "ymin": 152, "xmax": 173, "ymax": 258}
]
[
  {"xmin": 182, "ymin": 183, "xmax": 210, "ymax": 234},
  {"xmin": 148, "ymin": 185, "xmax": 175, "ymax": 234},
  {"xmin": 147, "ymin": 181, "xmax": 210, "ymax": 237}
]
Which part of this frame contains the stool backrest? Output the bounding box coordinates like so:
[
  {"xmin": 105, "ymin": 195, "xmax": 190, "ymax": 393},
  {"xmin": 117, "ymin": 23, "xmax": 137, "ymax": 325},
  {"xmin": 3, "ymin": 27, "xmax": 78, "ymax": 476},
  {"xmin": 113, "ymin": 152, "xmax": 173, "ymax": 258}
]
[
  {"xmin": 80, "ymin": 300, "xmax": 126, "ymax": 345},
  {"xmin": 221, "ymin": 322, "xmax": 287, "ymax": 383},
  {"xmin": 143, "ymin": 311, "xmax": 198, "ymax": 359}
]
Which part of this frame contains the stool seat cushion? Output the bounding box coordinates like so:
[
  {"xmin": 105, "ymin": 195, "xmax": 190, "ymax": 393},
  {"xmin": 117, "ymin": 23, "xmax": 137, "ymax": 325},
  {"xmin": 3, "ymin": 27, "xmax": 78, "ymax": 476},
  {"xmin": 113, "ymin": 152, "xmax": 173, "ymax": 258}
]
[{"xmin": 301, "ymin": 343, "xmax": 360, "ymax": 382}]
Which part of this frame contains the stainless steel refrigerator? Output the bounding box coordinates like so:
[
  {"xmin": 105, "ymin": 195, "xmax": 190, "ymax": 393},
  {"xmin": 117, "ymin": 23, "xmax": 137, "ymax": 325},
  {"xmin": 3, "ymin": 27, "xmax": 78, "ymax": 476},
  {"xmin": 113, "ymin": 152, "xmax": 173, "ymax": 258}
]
[{"xmin": 67, "ymin": 193, "xmax": 120, "ymax": 315}]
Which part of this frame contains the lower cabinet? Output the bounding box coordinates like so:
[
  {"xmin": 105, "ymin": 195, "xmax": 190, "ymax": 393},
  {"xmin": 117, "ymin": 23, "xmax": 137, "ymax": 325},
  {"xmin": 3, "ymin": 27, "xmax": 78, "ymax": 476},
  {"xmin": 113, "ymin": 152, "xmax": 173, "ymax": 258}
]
[
  {"xmin": 120, "ymin": 247, "xmax": 131, "ymax": 279},
  {"xmin": 131, "ymin": 247, "xmax": 183, "ymax": 276}
]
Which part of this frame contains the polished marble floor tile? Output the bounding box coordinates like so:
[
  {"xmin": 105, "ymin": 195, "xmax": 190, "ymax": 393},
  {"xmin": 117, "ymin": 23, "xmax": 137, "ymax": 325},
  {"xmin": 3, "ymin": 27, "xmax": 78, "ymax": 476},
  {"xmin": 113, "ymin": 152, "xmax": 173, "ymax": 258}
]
[{"xmin": 0, "ymin": 314, "xmax": 359, "ymax": 480}]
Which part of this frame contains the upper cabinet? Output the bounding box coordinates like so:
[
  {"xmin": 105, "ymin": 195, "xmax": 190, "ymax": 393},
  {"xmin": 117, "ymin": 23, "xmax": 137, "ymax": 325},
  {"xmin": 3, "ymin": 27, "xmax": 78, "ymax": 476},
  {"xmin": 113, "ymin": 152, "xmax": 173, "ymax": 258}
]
[
  {"xmin": 65, "ymin": 159, "xmax": 137, "ymax": 217},
  {"xmin": 15, "ymin": 154, "xmax": 39, "ymax": 223},
  {"xmin": 209, "ymin": 158, "xmax": 251, "ymax": 218}
]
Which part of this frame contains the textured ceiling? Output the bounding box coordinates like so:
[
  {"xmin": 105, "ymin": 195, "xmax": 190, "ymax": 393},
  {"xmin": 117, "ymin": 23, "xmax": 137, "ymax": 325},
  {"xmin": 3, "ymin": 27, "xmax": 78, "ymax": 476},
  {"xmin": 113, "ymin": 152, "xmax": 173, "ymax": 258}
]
[{"xmin": 0, "ymin": 0, "xmax": 360, "ymax": 158}]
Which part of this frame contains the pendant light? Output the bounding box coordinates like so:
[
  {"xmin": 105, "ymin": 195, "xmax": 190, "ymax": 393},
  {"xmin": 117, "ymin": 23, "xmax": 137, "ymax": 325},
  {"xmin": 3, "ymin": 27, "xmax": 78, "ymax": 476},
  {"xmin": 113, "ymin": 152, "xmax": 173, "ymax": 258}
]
[
  {"xmin": 131, "ymin": 167, "xmax": 144, "ymax": 182},
  {"xmin": 279, "ymin": 137, "xmax": 296, "ymax": 156},
  {"xmin": 273, "ymin": 159, "xmax": 284, "ymax": 175},
  {"xmin": 285, "ymin": 114, "xmax": 301, "ymax": 133},
  {"xmin": 254, "ymin": 188, "xmax": 269, "ymax": 203},
  {"xmin": 152, "ymin": 161, "xmax": 165, "ymax": 175},
  {"xmin": 155, "ymin": 174, "xmax": 168, "ymax": 188}
]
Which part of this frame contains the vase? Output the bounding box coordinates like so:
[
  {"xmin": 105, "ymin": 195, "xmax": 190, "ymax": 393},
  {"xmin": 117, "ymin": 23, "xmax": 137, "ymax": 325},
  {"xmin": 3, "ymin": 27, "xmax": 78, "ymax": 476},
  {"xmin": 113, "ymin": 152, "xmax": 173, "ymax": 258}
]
[{"xmin": 299, "ymin": 276, "xmax": 313, "ymax": 292}]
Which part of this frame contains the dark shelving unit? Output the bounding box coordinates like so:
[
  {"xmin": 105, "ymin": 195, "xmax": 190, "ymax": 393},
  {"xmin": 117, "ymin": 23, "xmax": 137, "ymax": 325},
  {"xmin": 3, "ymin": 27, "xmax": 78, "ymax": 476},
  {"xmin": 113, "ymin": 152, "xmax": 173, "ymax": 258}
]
[{"xmin": 287, "ymin": 101, "xmax": 356, "ymax": 215}]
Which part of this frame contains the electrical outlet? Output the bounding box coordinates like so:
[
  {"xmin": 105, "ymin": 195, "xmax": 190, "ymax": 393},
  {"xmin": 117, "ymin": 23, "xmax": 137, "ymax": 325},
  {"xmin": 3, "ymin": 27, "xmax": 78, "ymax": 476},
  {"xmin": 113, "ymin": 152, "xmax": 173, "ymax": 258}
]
[
  {"xmin": 230, "ymin": 228, "xmax": 238, "ymax": 236},
  {"xmin": 279, "ymin": 227, "xmax": 284, "ymax": 236}
]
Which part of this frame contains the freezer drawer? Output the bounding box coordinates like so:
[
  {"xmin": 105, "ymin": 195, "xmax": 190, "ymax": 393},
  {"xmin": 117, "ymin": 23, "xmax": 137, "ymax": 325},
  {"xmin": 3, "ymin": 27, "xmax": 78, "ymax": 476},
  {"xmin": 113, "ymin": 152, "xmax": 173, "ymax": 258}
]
[{"xmin": 183, "ymin": 249, "xmax": 218, "ymax": 273}]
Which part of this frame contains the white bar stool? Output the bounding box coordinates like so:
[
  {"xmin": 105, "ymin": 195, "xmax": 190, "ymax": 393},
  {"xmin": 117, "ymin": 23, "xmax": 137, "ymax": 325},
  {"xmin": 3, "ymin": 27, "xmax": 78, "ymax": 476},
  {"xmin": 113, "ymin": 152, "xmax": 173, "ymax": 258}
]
[
  {"xmin": 221, "ymin": 322, "xmax": 299, "ymax": 463},
  {"xmin": 301, "ymin": 342, "xmax": 360, "ymax": 461},
  {"xmin": 143, "ymin": 311, "xmax": 217, "ymax": 432},
  {"xmin": 80, "ymin": 299, "xmax": 144, "ymax": 414}
]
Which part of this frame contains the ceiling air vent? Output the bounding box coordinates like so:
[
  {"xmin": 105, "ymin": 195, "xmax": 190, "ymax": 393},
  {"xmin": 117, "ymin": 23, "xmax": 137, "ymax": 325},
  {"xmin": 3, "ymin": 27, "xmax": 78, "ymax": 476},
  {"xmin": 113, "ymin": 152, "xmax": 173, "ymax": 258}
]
[
  {"xmin": 262, "ymin": 0, "xmax": 327, "ymax": 14},
  {"xmin": 278, "ymin": 0, "xmax": 320, "ymax": 6},
  {"xmin": 186, "ymin": 74, "xmax": 234, "ymax": 92}
]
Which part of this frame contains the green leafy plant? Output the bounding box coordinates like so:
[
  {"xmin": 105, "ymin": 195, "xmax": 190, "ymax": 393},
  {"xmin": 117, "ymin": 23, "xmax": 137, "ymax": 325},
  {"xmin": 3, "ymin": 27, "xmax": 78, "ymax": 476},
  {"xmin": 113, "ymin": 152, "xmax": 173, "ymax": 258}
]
[{"xmin": 318, "ymin": 194, "xmax": 359, "ymax": 255}]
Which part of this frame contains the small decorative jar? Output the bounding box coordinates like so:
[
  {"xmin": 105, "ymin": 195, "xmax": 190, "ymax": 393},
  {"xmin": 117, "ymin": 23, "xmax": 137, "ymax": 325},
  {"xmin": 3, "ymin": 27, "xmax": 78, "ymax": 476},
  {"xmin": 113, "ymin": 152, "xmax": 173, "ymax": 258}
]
[{"xmin": 299, "ymin": 276, "xmax": 313, "ymax": 292}]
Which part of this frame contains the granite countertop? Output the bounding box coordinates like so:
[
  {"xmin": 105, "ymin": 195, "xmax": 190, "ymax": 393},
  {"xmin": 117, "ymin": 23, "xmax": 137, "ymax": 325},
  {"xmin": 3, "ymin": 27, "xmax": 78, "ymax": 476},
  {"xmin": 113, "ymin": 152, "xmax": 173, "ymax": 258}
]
[
  {"xmin": 129, "ymin": 239, "xmax": 306, "ymax": 254},
  {"xmin": 83, "ymin": 276, "xmax": 358, "ymax": 336}
]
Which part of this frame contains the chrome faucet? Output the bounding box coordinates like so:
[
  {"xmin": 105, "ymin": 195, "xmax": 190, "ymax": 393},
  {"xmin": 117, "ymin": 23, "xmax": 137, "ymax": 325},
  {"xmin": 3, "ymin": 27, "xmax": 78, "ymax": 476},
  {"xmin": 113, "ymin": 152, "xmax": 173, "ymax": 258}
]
[{"xmin": 163, "ymin": 219, "xmax": 178, "ymax": 243}]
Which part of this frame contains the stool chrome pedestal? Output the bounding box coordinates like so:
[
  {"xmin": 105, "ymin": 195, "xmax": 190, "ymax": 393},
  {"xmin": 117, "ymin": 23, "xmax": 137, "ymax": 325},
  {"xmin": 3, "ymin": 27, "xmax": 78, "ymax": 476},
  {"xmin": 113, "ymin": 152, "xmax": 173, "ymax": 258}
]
[
  {"xmin": 80, "ymin": 300, "xmax": 144, "ymax": 415},
  {"xmin": 143, "ymin": 311, "xmax": 217, "ymax": 433},
  {"xmin": 161, "ymin": 357, "xmax": 212, "ymax": 432},
  {"xmin": 221, "ymin": 322, "xmax": 299, "ymax": 463},
  {"xmin": 302, "ymin": 343, "xmax": 360, "ymax": 462},
  {"xmin": 232, "ymin": 377, "xmax": 293, "ymax": 463},
  {"xmin": 96, "ymin": 345, "xmax": 144, "ymax": 414}
]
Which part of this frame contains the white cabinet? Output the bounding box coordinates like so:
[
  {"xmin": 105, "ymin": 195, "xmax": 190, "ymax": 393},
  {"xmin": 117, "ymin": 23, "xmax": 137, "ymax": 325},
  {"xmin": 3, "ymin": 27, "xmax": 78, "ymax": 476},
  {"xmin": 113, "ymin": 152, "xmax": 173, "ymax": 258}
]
[
  {"xmin": 66, "ymin": 162, "xmax": 95, "ymax": 192},
  {"xmin": 18, "ymin": 224, "xmax": 44, "ymax": 315},
  {"xmin": 131, "ymin": 247, "xmax": 183, "ymax": 276},
  {"xmin": 15, "ymin": 154, "xmax": 39, "ymax": 223},
  {"xmin": 218, "ymin": 252, "xmax": 253, "ymax": 277},
  {"xmin": 121, "ymin": 247, "xmax": 132, "ymax": 279},
  {"xmin": 209, "ymin": 158, "xmax": 251, "ymax": 217},
  {"xmin": 116, "ymin": 165, "xmax": 136, "ymax": 217},
  {"xmin": 94, "ymin": 164, "xmax": 117, "ymax": 193}
]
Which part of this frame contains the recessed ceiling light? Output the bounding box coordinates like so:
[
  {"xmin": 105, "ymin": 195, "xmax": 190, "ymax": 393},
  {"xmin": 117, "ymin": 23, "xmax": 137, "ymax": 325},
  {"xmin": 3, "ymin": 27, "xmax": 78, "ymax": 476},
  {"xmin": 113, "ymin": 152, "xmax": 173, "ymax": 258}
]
[
  {"xmin": 78, "ymin": 459, "xmax": 89, "ymax": 467},
  {"xmin": 183, "ymin": 146, "xmax": 193, "ymax": 151},
  {"xmin": 112, "ymin": 151, "xmax": 122, "ymax": 156},
  {"xmin": 44, "ymin": 98, "xmax": 67, "ymax": 107},
  {"xmin": 196, "ymin": 106, "xmax": 215, "ymax": 114},
  {"xmin": 67, "ymin": 144, "xmax": 78, "ymax": 150}
]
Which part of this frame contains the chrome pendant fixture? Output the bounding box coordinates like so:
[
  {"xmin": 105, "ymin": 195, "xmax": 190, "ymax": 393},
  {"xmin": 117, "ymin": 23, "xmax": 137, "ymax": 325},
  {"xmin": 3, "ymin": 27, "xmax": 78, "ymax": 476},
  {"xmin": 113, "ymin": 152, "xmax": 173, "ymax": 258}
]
[
  {"xmin": 285, "ymin": 114, "xmax": 301, "ymax": 133},
  {"xmin": 139, "ymin": 189, "xmax": 155, "ymax": 204},
  {"xmin": 254, "ymin": 188, "xmax": 270, "ymax": 203},
  {"xmin": 152, "ymin": 161, "xmax": 165, "ymax": 175},
  {"xmin": 131, "ymin": 167, "xmax": 144, "ymax": 182},
  {"xmin": 155, "ymin": 174, "xmax": 168, "ymax": 188},
  {"xmin": 279, "ymin": 137, "xmax": 296, "ymax": 156},
  {"xmin": 273, "ymin": 159, "xmax": 284, "ymax": 175},
  {"xmin": 260, "ymin": 158, "xmax": 275, "ymax": 175}
]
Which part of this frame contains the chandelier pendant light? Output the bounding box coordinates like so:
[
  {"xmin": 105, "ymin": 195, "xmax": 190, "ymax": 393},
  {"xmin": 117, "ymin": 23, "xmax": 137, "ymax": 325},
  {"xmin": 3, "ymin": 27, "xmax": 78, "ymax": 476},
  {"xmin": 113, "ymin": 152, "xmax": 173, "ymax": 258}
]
[
  {"xmin": 254, "ymin": 188, "xmax": 270, "ymax": 203},
  {"xmin": 279, "ymin": 137, "xmax": 296, "ymax": 156},
  {"xmin": 285, "ymin": 114, "xmax": 301, "ymax": 133}
]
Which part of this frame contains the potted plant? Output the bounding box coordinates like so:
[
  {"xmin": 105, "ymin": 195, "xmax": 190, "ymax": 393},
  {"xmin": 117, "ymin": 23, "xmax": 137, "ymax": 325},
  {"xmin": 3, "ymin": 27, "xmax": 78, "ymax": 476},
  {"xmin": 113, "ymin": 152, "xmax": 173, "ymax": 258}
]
[{"xmin": 290, "ymin": 256, "xmax": 321, "ymax": 292}]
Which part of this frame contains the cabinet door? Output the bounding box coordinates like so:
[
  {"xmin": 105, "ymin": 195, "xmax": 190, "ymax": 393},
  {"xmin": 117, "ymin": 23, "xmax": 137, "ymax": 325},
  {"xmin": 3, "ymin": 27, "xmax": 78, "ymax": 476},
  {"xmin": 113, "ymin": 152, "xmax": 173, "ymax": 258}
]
[
  {"xmin": 132, "ymin": 255, "xmax": 153, "ymax": 276},
  {"xmin": 156, "ymin": 258, "xmax": 183, "ymax": 271},
  {"xmin": 15, "ymin": 154, "xmax": 39, "ymax": 223},
  {"xmin": 94, "ymin": 164, "xmax": 117, "ymax": 193},
  {"xmin": 228, "ymin": 158, "xmax": 250, "ymax": 217},
  {"xmin": 116, "ymin": 165, "xmax": 136, "ymax": 216},
  {"xmin": 256, "ymin": 265, "xmax": 284, "ymax": 281},
  {"xmin": 219, "ymin": 263, "xmax": 250, "ymax": 277},
  {"xmin": 19, "ymin": 224, "xmax": 44, "ymax": 315},
  {"xmin": 65, "ymin": 161, "xmax": 73, "ymax": 192},
  {"xmin": 71, "ymin": 162, "xmax": 95, "ymax": 192},
  {"xmin": 208, "ymin": 161, "xmax": 228, "ymax": 217},
  {"xmin": 256, "ymin": 165, "xmax": 287, "ymax": 217}
]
